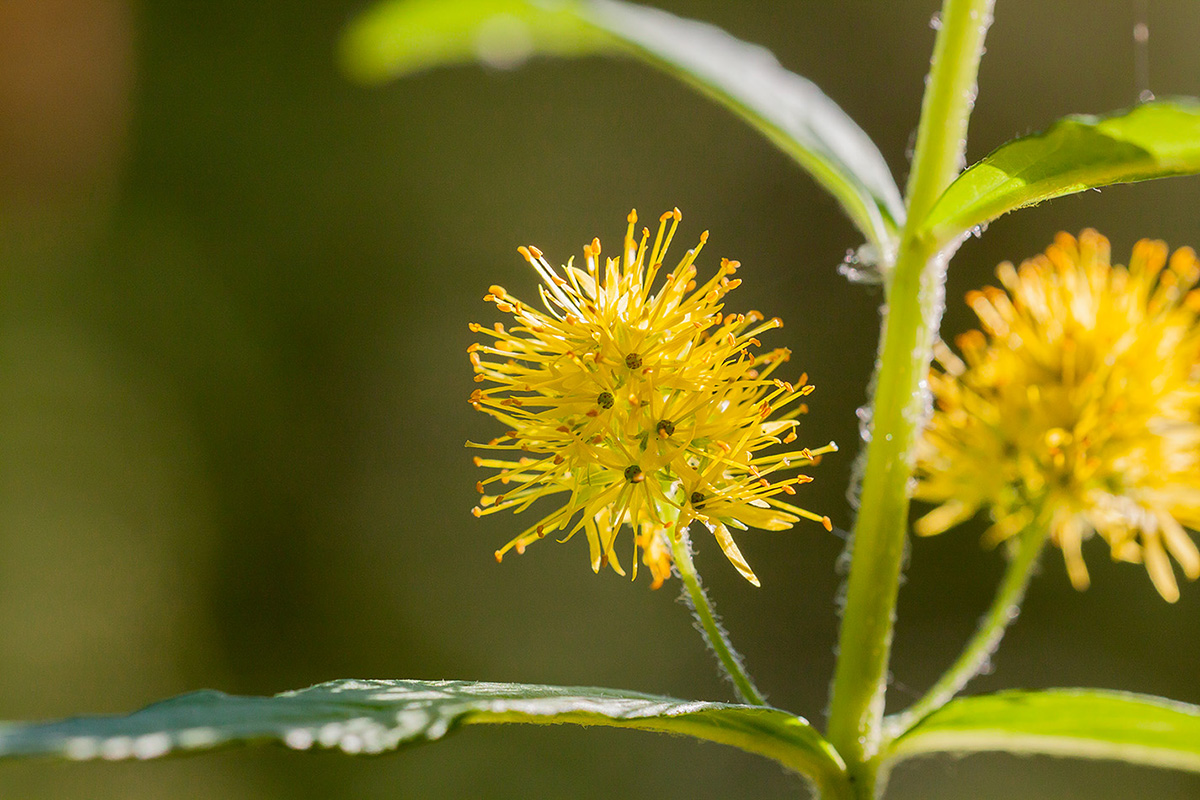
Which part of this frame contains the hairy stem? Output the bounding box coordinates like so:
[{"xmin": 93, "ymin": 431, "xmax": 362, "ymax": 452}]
[
  {"xmin": 885, "ymin": 523, "xmax": 1045, "ymax": 740},
  {"xmin": 670, "ymin": 528, "xmax": 766, "ymax": 706},
  {"xmin": 825, "ymin": 0, "xmax": 994, "ymax": 790}
]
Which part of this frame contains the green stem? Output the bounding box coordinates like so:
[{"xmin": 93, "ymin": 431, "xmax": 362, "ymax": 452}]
[
  {"xmin": 900, "ymin": 1, "xmax": 995, "ymax": 227},
  {"xmin": 825, "ymin": 0, "xmax": 994, "ymax": 788},
  {"xmin": 670, "ymin": 528, "xmax": 767, "ymax": 707},
  {"xmin": 884, "ymin": 523, "xmax": 1046, "ymax": 740}
]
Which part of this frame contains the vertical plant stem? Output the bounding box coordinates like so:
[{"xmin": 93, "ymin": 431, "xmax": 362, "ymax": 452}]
[
  {"xmin": 825, "ymin": 0, "xmax": 994, "ymax": 790},
  {"xmin": 670, "ymin": 529, "xmax": 767, "ymax": 707},
  {"xmin": 884, "ymin": 522, "xmax": 1045, "ymax": 739}
]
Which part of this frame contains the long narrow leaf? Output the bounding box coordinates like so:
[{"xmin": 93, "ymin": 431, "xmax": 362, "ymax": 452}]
[
  {"xmin": 341, "ymin": 0, "xmax": 903, "ymax": 256},
  {"xmin": 0, "ymin": 680, "xmax": 848, "ymax": 792},
  {"xmin": 922, "ymin": 100, "xmax": 1200, "ymax": 247},
  {"xmin": 887, "ymin": 689, "xmax": 1200, "ymax": 774}
]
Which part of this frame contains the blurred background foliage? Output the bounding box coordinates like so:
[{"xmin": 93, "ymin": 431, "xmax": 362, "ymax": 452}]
[{"xmin": 1, "ymin": 0, "xmax": 1198, "ymax": 797}]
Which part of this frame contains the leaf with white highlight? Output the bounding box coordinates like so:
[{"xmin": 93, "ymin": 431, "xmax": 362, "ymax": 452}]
[{"xmin": 0, "ymin": 679, "xmax": 849, "ymax": 794}]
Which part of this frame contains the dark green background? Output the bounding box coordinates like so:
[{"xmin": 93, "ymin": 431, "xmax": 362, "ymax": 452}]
[{"xmin": 1, "ymin": 1, "xmax": 1198, "ymax": 797}]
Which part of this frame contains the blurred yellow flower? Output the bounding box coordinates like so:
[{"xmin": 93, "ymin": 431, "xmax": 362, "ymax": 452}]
[
  {"xmin": 468, "ymin": 209, "xmax": 834, "ymax": 587},
  {"xmin": 915, "ymin": 230, "xmax": 1200, "ymax": 601}
]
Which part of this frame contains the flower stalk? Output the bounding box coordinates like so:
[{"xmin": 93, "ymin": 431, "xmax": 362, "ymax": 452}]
[
  {"xmin": 825, "ymin": 0, "xmax": 995, "ymax": 789},
  {"xmin": 669, "ymin": 528, "xmax": 767, "ymax": 706},
  {"xmin": 885, "ymin": 520, "xmax": 1045, "ymax": 739}
]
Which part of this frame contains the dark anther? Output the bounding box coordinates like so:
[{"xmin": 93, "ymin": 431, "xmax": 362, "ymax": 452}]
[
  {"xmin": 656, "ymin": 419, "xmax": 675, "ymax": 437},
  {"xmin": 597, "ymin": 391, "xmax": 614, "ymax": 409},
  {"xmin": 624, "ymin": 465, "xmax": 643, "ymax": 482},
  {"xmin": 690, "ymin": 491, "xmax": 705, "ymax": 507},
  {"xmin": 624, "ymin": 352, "xmax": 643, "ymax": 369}
]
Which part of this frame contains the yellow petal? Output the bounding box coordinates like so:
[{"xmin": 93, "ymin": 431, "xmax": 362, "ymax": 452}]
[
  {"xmin": 1157, "ymin": 511, "xmax": 1200, "ymax": 580},
  {"xmin": 712, "ymin": 523, "xmax": 760, "ymax": 587},
  {"xmin": 915, "ymin": 500, "xmax": 973, "ymax": 537},
  {"xmin": 1144, "ymin": 536, "xmax": 1180, "ymax": 603}
]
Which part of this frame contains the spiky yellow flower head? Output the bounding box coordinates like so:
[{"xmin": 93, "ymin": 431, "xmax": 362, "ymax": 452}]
[
  {"xmin": 915, "ymin": 229, "xmax": 1200, "ymax": 601},
  {"xmin": 468, "ymin": 209, "xmax": 835, "ymax": 588}
]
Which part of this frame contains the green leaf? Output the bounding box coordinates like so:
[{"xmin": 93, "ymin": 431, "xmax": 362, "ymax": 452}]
[
  {"xmin": 340, "ymin": 0, "xmax": 904, "ymax": 257},
  {"xmin": 887, "ymin": 689, "xmax": 1200, "ymax": 774},
  {"xmin": 0, "ymin": 680, "xmax": 848, "ymax": 793},
  {"xmin": 922, "ymin": 100, "xmax": 1200, "ymax": 247}
]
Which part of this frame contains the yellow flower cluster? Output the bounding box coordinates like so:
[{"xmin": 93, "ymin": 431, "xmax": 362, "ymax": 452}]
[
  {"xmin": 915, "ymin": 230, "xmax": 1200, "ymax": 601},
  {"xmin": 468, "ymin": 210, "xmax": 834, "ymax": 588}
]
